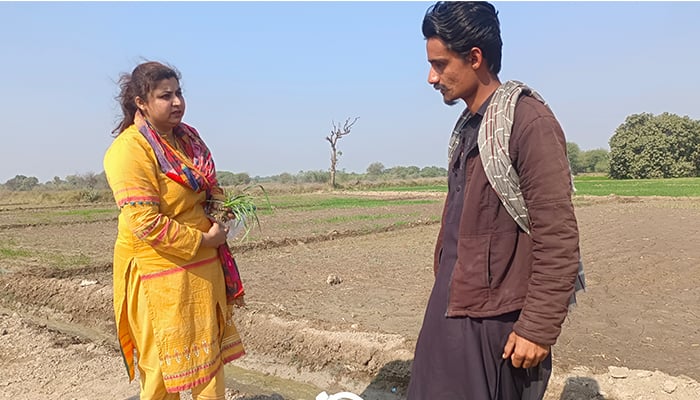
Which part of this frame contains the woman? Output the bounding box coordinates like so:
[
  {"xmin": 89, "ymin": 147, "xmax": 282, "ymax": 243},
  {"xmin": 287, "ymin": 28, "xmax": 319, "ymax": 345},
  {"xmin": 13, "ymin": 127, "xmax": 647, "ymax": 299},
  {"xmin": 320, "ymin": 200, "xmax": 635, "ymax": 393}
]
[{"xmin": 104, "ymin": 61, "xmax": 245, "ymax": 399}]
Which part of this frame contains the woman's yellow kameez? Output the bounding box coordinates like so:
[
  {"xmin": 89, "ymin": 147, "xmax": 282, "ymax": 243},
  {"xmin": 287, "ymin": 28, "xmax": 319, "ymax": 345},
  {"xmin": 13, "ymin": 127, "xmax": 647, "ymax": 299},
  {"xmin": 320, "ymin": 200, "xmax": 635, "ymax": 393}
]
[{"xmin": 104, "ymin": 123, "xmax": 245, "ymax": 395}]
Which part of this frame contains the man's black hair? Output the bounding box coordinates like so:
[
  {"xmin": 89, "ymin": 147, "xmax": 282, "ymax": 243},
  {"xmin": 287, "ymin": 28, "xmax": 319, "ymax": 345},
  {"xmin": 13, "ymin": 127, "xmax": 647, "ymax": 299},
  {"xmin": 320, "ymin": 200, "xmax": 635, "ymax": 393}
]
[{"xmin": 422, "ymin": 1, "xmax": 503, "ymax": 74}]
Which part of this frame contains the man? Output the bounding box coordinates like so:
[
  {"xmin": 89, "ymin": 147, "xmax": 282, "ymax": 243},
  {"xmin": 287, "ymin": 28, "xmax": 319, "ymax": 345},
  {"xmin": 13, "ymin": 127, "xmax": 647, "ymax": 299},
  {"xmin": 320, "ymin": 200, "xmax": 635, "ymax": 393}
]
[{"xmin": 407, "ymin": 2, "xmax": 581, "ymax": 399}]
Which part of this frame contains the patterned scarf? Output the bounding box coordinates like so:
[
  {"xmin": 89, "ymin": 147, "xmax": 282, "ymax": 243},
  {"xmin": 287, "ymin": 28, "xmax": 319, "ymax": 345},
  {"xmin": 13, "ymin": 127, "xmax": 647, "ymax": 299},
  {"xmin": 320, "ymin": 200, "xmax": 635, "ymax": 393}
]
[
  {"xmin": 135, "ymin": 111, "xmax": 244, "ymax": 304},
  {"xmin": 474, "ymin": 80, "xmax": 585, "ymax": 305},
  {"xmin": 477, "ymin": 81, "xmax": 543, "ymax": 234}
]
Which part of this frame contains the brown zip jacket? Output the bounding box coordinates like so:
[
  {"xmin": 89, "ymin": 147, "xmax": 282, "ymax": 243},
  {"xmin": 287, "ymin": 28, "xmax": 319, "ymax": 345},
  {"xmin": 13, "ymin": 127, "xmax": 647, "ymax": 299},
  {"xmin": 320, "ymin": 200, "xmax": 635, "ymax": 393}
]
[{"xmin": 434, "ymin": 95, "xmax": 580, "ymax": 346}]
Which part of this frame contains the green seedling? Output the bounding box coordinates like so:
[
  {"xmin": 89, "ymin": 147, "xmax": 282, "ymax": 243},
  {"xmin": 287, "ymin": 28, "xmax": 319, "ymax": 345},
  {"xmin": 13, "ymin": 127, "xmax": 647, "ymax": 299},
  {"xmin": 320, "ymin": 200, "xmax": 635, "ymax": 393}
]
[{"xmin": 208, "ymin": 184, "xmax": 271, "ymax": 240}]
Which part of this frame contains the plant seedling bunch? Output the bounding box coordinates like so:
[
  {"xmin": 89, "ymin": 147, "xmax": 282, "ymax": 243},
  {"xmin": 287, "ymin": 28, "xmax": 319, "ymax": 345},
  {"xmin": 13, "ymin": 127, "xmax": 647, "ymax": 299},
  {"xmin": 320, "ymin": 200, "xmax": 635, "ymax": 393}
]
[{"xmin": 209, "ymin": 184, "xmax": 270, "ymax": 241}]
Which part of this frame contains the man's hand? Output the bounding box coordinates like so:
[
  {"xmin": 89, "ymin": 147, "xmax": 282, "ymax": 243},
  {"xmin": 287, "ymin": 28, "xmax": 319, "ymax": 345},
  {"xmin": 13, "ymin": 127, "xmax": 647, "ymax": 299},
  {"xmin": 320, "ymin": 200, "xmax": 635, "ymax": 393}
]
[{"xmin": 502, "ymin": 331, "xmax": 550, "ymax": 369}]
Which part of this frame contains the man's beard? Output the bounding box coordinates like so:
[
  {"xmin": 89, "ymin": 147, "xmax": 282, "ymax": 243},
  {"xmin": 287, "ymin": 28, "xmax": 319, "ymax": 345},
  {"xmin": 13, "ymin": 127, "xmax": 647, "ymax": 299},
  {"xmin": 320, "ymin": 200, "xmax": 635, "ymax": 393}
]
[{"xmin": 433, "ymin": 83, "xmax": 459, "ymax": 106}]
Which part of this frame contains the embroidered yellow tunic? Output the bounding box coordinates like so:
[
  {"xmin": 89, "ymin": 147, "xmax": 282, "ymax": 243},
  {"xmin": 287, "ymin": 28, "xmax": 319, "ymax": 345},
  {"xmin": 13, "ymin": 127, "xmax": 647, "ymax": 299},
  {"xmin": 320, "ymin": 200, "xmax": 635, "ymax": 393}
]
[{"xmin": 104, "ymin": 125, "xmax": 244, "ymax": 392}]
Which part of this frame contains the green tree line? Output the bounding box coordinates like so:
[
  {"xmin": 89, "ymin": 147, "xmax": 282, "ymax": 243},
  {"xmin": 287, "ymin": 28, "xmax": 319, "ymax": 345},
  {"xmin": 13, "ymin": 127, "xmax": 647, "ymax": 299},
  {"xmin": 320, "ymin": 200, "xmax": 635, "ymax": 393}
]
[
  {"xmin": 2, "ymin": 172, "xmax": 111, "ymax": 192},
  {"xmin": 0, "ymin": 164, "xmax": 448, "ymax": 192},
  {"xmin": 566, "ymin": 144, "xmax": 610, "ymax": 175},
  {"xmin": 256, "ymin": 164, "xmax": 448, "ymax": 185},
  {"xmin": 4, "ymin": 111, "xmax": 699, "ymax": 191}
]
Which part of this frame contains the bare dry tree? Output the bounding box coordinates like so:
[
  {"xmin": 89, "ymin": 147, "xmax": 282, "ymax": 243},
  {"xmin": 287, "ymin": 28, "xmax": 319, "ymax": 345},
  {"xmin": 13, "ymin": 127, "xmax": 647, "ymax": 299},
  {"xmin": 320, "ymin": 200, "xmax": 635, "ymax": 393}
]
[{"xmin": 325, "ymin": 117, "xmax": 359, "ymax": 188}]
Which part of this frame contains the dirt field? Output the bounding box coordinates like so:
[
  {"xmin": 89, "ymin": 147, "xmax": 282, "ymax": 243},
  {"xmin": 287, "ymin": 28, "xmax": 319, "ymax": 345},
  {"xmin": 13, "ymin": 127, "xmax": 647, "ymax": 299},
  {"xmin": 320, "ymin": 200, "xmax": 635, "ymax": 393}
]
[{"xmin": 1, "ymin": 191, "xmax": 699, "ymax": 399}]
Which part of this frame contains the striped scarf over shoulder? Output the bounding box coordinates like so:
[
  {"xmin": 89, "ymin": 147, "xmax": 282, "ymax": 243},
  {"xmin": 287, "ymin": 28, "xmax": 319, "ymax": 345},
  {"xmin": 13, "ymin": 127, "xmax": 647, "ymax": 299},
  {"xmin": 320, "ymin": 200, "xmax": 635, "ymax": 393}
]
[{"xmin": 464, "ymin": 80, "xmax": 585, "ymax": 303}]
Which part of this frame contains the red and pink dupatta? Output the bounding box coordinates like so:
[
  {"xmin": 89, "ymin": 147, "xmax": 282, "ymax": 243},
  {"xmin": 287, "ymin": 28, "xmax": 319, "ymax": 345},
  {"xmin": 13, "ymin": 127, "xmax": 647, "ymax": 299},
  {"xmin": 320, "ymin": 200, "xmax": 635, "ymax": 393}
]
[{"xmin": 135, "ymin": 111, "xmax": 244, "ymax": 304}]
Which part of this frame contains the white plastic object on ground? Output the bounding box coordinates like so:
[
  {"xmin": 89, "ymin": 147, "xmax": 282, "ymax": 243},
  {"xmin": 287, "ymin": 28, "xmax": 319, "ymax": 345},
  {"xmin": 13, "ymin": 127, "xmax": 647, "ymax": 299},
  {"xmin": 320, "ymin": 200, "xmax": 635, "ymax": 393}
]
[{"xmin": 315, "ymin": 391, "xmax": 364, "ymax": 400}]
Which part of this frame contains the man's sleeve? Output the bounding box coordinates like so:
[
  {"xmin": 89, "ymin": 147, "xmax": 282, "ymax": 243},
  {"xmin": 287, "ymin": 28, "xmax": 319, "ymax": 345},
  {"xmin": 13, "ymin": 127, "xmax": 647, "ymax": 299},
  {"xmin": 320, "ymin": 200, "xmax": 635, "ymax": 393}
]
[{"xmin": 511, "ymin": 99, "xmax": 580, "ymax": 345}]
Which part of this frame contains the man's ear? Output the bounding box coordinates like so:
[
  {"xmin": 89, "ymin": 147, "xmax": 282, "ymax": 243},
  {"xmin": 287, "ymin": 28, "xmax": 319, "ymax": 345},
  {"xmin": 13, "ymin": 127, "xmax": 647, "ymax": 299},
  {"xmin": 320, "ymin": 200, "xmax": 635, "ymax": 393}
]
[{"xmin": 468, "ymin": 47, "xmax": 484, "ymax": 70}]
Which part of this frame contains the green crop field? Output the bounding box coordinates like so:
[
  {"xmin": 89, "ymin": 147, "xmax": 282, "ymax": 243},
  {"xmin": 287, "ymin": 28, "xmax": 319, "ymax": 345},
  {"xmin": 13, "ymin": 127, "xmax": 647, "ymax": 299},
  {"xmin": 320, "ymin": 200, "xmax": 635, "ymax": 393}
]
[
  {"xmin": 572, "ymin": 176, "xmax": 700, "ymax": 197},
  {"xmin": 267, "ymin": 195, "xmax": 439, "ymax": 211},
  {"xmin": 371, "ymin": 176, "xmax": 700, "ymax": 197}
]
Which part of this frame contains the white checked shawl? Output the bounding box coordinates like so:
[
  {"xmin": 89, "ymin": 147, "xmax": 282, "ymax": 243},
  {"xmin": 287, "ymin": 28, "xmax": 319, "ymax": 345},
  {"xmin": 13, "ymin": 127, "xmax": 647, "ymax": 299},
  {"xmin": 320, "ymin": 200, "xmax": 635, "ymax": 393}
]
[{"xmin": 476, "ymin": 80, "xmax": 585, "ymax": 304}]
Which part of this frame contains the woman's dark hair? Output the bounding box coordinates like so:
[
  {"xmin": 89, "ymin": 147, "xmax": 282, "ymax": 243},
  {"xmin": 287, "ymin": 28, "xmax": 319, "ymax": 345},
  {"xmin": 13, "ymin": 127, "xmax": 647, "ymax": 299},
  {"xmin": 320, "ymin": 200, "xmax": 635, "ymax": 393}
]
[
  {"xmin": 422, "ymin": 1, "xmax": 503, "ymax": 75},
  {"xmin": 113, "ymin": 61, "xmax": 181, "ymax": 135}
]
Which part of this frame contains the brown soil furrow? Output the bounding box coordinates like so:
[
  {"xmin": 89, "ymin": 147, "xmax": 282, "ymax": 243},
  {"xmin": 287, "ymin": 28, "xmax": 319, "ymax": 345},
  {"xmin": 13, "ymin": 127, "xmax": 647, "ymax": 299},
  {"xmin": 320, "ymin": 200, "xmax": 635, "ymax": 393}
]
[
  {"xmin": 0, "ymin": 217, "xmax": 118, "ymax": 230},
  {"xmin": 230, "ymin": 219, "xmax": 440, "ymax": 254}
]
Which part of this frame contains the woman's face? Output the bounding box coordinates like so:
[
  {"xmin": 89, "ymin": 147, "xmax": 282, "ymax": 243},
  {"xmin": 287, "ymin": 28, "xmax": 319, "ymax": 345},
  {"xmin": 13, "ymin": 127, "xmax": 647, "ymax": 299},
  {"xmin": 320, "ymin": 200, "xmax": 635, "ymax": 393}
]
[{"xmin": 137, "ymin": 77, "xmax": 185, "ymax": 134}]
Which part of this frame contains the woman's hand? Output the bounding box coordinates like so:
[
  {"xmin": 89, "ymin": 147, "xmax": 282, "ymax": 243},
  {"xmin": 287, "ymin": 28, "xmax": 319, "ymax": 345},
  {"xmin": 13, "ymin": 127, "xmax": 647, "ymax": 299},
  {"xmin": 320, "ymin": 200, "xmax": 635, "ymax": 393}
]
[{"xmin": 201, "ymin": 222, "xmax": 228, "ymax": 248}]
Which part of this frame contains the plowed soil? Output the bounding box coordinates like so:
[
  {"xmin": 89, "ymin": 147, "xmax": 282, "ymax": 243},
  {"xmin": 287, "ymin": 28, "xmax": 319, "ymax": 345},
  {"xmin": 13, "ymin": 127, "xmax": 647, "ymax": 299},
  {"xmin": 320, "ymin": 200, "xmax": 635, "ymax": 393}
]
[{"xmin": 1, "ymin": 192, "xmax": 699, "ymax": 399}]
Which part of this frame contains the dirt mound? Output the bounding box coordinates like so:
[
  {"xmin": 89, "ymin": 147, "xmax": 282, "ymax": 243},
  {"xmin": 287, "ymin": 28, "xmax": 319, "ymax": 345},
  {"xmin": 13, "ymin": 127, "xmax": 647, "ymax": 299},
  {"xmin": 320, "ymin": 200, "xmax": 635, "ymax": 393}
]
[
  {"xmin": 234, "ymin": 312, "xmax": 413, "ymax": 393},
  {"xmin": 0, "ymin": 270, "xmax": 412, "ymax": 392}
]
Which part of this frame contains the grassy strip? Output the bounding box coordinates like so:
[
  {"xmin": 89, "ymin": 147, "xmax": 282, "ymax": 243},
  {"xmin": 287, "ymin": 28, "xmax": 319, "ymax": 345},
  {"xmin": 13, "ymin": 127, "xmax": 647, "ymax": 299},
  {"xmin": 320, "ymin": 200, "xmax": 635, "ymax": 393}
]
[
  {"xmin": 573, "ymin": 177, "xmax": 700, "ymax": 197},
  {"xmin": 44, "ymin": 253, "xmax": 92, "ymax": 269},
  {"xmin": 270, "ymin": 196, "xmax": 438, "ymax": 211},
  {"xmin": 315, "ymin": 212, "xmax": 411, "ymax": 224},
  {"xmin": 53, "ymin": 208, "xmax": 117, "ymax": 217},
  {"xmin": 371, "ymin": 177, "xmax": 700, "ymax": 197},
  {"xmin": 370, "ymin": 184, "xmax": 448, "ymax": 192},
  {"xmin": 0, "ymin": 247, "xmax": 32, "ymax": 258},
  {"xmin": 0, "ymin": 238, "xmax": 31, "ymax": 259},
  {"xmin": 0, "ymin": 246, "xmax": 91, "ymax": 269},
  {"xmin": 0, "ymin": 237, "xmax": 91, "ymax": 268},
  {"xmin": 2, "ymin": 208, "xmax": 119, "ymax": 226}
]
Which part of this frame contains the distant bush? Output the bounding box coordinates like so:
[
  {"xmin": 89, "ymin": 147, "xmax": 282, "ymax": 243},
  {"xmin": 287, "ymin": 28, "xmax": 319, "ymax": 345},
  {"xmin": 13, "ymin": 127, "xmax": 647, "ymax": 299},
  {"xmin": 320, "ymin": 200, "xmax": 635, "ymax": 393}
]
[
  {"xmin": 3, "ymin": 175, "xmax": 39, "ymax": 191},
  {"xmin": 78, "ymin": 189, "xmax": 100, "ymax": 203},
  {"xmin": 217, "ymin": 171, "xmax": 251, "ymax": 186},
  {"xmin": 609, "ymin": 113, "xmax": 700, "ymax": 179}
]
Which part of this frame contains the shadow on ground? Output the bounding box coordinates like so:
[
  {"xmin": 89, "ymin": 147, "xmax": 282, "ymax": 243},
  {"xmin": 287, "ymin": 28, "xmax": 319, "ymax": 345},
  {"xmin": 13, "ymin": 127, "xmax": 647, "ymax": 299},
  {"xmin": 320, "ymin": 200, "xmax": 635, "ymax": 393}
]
[
  {"xmin": 558, "ymin": 376, "xmax": 606, "ymax": 400},
  {"xmin": 125, "ymin": 362, "xmax": 606, "ymax": 400},
  {"xmin": 359, "ymin": 359, "xmax": 412, "ymax": 400}
]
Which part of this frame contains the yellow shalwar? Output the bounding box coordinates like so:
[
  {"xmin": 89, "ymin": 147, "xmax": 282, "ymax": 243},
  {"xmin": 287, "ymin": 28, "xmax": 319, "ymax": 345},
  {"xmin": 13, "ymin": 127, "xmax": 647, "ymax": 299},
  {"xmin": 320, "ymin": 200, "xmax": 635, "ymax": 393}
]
[{"xmin": 104, "ymin": 125, "xmax": 245, "ymax": 397}]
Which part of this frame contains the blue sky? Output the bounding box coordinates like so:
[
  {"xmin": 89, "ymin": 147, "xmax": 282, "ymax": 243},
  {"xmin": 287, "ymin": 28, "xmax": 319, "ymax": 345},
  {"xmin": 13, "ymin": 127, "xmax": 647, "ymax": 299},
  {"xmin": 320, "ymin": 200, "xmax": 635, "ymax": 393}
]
[{"xmin": 2, "ymin": 1, "xmax": 699, "ymax": 183}]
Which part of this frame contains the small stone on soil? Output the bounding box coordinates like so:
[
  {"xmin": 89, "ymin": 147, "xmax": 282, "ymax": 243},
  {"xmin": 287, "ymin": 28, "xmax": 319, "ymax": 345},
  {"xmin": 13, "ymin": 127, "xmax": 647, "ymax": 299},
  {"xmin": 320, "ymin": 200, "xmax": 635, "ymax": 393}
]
[
  {"xmin": 609, "ymin": 366, "xmax": 629, "ymax": 379},
  {"xmin": 662, "ymin": 379, "xmax": 678, "ymax": 393}
]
